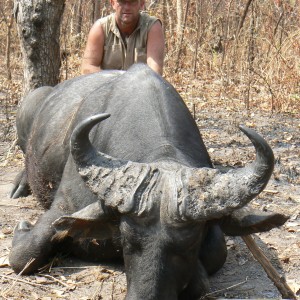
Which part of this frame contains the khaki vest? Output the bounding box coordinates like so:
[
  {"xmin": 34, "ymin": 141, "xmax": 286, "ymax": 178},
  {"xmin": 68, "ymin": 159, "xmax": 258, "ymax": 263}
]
[{"xmin": 100, "ymin": 12, "xmax": 158, "ymax": 70}]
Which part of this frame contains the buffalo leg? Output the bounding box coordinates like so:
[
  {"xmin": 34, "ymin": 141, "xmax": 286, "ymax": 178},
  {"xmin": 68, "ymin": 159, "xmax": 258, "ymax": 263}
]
[{"xmin": 10, "ymin": 169, "xmax": 31, "ymax": 199}]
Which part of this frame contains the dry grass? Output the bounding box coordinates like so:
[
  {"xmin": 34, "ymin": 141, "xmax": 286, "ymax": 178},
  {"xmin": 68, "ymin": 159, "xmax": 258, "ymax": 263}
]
[{"xmin": 0, "ymin": 0, "xmax": 300, "ymax": 144}]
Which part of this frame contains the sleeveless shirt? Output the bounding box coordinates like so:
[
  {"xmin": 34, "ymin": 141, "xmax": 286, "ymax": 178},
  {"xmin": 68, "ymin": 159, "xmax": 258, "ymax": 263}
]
[{"xmin": 99, "ymin": 12, "xmax": 159, "ymax": 70}]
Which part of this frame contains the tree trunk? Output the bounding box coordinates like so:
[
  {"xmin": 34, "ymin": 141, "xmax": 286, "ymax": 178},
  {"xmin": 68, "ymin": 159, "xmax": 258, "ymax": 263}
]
[
  {"xmin": 166, "ymin": 0, "xmax": 173, "ymax": 38},
  {"xmin": 73, "ymin": 0, "xmax": 83, "ymax": 49},
  {"xmin": 236, "ymin": 0, "xmax": 255, "ymax": 38},
  {"xmin": 5, "ymin": 0, "xmax": 14, "ymax": 80},
  {"xmin": 175, "ymin": 0, "xmax": 190, "ymax": 72},
  {"xmin": 94, "ymin": 0, "xmax": 101, "ymax": 22},
  {"xmin": 176, "ymin": 0, "xmax": 182, "ymax": 35},
  {"xmin": 75, "ymin": 0, "xmax": 83, "ymax": 37},
  {"xmin": 14, "ymin": 0, "xmax": 65, "ymax": 96},
  {"xmin": 193, "ymin": 0, "xmax": 202, "ymax": 75}
]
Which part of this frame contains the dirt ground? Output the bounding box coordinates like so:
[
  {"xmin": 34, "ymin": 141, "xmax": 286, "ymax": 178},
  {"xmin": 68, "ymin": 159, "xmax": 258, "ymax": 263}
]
[{"xmin": 0, "ymin": 108, "xmax": 299, "ymax": 299}]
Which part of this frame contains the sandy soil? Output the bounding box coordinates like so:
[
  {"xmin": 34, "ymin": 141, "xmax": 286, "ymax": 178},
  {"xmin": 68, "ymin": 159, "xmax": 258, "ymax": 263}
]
[{"xmin": 0, "ymin": 108, "xmax": 299, "ymax": 299}]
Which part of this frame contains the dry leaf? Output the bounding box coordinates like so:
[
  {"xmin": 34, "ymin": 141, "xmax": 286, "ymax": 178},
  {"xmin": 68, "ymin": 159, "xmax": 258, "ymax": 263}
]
[
  {"xmin": 0, "ymin": 255, "xmax": 10, "ymax": 267},
  {"xmin": 245, "ymin": 122, "xmax": 255, "ymax": 127},
  {"xmin": 1, "ymin": 227, "xmax": 13, "ymax": 235},
  {"xmin": 35, "ymin": 276, "xmax": 49, "ymax": 284},
  {"xmin": 287, "ymin": 280, "xmax": 300, "ymax": 295},
  {"xmin": 53, "ymin": 289, "xmax": 66, "ymax": 297}
]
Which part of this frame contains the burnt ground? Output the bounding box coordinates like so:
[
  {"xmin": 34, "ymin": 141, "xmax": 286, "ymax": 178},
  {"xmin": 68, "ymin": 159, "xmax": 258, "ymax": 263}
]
[{"xmin": 0, "ymin": 108, "xmax": 299, "ymax": 299}]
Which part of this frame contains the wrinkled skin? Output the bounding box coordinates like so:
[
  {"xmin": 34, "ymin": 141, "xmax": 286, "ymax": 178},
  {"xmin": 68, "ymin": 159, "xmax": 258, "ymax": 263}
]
[{"xmin": 9, "ymin": 64, "xmax": 288, "ymax": 299}]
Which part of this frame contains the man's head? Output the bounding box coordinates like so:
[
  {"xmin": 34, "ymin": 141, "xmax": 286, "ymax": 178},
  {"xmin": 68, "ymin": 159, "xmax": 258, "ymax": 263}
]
[{"xmin": 111, "ymin": 0, "xmax": 145, "ymax": 32}]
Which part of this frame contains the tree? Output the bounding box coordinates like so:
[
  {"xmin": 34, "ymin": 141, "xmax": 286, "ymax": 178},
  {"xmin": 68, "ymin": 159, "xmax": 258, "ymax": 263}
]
[
  {"xmin": 14, "ymin": 0, "xmax": 65, "ymax": 95},
  {"xmin": 93, "ymin": 0, "xmax": 100, "ymax": 23},
  {"xmin": 1, "ymin": 0, "xmax": 14, "ymax": 80},
  {"xmin": 75, "ymin": 0, "xmax": 83, "ymax": 37}
]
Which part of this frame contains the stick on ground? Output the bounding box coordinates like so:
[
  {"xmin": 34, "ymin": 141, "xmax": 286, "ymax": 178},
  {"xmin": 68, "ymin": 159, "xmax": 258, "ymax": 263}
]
[{"xmin": 242, "ymin": 234, "xmax": 297, "ymax": 299}]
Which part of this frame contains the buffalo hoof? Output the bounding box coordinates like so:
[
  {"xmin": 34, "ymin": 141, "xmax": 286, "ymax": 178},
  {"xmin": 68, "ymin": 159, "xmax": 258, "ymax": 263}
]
[
  {"xmin": 10, "ymin": 221, "xmax": 36, "ymax": 274},
  {"xmin": 11, "ymin": 220, "xmax": 34, "ymax": 248},
  {"xmin": 10, "ymin": 170, "xmax": 31, "ymax": 199},
  {"xmin": 15, "ymin": 220, "xmax": 33, "ymax": 232},
  {"xmin": 11, "ymin": 221, "xmax": 34, "ymax": 246}
]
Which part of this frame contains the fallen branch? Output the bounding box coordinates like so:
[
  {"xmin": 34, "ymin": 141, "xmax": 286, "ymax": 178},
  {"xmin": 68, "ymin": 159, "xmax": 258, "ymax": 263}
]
[
  {"xmin": 4, "ymin": 137, "xmax": 18, "ymax": 165},
  {"xmin": 51, "ymin": 266, "xmax": 95, "ymax": 269},
  {"xmin": 91, "ymin": 280, "xmax": 104, "ymax": 300},
  {"xmin": 242, "ymin": 235, "xmax": 297, "ymax": 299},
  {"xmin": 200, "ymin": 277, "xmax": 248, "ymax": 299},
  {"xmin": 0, "ymin": 258, "xmax": 67, "ymax": 297},
  {"xmin": 262, "ymin": 189, "xmax": 279, "ymax": 194},
  {"xmin": 0, "ymin": 272, "xmax": 65, "ymax": 298},
  {"xmin": 111, "ymin": 277, "xmax": 115, "ymax": 300},
  {"xmin": 0, "ymin": 274, "xmax": 52, "ymax": 290},
  {"xmin": 42, "ymin": 274, "xmax": 72, "ymax": 289},
  {"xmin": 0, "ymin": 203, "xmax": 21, "ymax": 207}
]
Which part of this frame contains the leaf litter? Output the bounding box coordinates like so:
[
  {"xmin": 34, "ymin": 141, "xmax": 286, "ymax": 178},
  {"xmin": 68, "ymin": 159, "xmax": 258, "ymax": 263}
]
[{"xmin": 0, "ymin": 106, "xmax": 299, "ymax": 299}]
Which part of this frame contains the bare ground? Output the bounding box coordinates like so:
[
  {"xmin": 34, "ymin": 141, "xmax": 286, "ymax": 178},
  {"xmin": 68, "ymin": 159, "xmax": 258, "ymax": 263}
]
[{"xmin": 0, "ymin": 108, "xmax": 299, "ymax": 299}]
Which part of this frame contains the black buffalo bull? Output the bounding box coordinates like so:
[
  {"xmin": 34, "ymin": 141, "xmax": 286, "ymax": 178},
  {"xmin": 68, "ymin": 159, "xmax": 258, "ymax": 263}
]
[{"xmin": 9, "ymin": 64, "xmax": 287, "ymax": 299}]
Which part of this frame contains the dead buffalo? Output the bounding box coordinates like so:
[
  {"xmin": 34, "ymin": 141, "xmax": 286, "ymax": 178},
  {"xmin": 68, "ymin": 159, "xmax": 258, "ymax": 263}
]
[{"xmin": 9, "ymin": 64, "xmax": 287, "ymax": 299}]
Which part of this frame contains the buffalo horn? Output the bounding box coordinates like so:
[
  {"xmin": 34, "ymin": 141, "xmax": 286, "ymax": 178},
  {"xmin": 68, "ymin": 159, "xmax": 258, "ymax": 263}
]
[
  {"xmin": 70, "ymin": 113, "xmax": 120, "ymax": 167},
  {"xmin": 70, "ymin": 114, "xmax": 155, "ymax": 214},
  {"xmin": 182, "ymin": 125, "xmax": 275, "ymax": 221}
]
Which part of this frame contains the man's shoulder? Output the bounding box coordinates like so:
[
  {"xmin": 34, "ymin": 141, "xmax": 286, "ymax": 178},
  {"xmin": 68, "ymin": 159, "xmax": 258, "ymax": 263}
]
[
  {"xmin": 98, "ymin": 13, "xmax": 115, "ymax": 25},
  {"xmin": 97, "ymin": 13, "xmax": 117, "ymax": 36},
  {"xmin": 139, "ymin": 12, "xmax": 160, "ymax": 29},
  {"xmin": 140, "ymin": 11, "xmax": 158, "ymax": 23}
]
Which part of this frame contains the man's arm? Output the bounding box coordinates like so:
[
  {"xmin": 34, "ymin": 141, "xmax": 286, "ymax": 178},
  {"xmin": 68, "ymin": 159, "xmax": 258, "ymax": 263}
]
[
  {"xmin": 146, "ymin": 20, "xmax": 165, "ymax": 75},
  {"xmin": 81, "ymin": 21, "xmax": 105, "ymax": 75}
]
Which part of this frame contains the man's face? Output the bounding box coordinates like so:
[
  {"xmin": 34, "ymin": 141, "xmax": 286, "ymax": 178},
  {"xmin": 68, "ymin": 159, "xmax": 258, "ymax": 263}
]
[{"xmin": 111, "ymin": 0, "xmax": 145, "ymax": 26}]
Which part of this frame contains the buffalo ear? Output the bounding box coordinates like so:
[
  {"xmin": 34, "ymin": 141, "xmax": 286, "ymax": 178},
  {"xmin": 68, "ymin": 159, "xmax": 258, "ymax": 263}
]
[
  {"xmin": 219, "ymin": 206, "xmax": 289, "ymax": 236},
  {"xmin": 52, "ymin": 201, "xmax": 118, "ymax": 241}
]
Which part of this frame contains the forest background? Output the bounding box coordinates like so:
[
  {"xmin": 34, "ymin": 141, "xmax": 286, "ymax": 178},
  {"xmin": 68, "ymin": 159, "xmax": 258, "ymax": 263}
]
[
  {"xmin": 1, "ymin": 0, "xmax": 300, "ymax": 142},
  {"xmin": 0, "ymin": 1, "xmax": 299, "ymax": 298}
]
